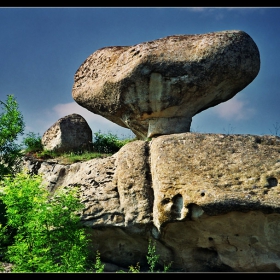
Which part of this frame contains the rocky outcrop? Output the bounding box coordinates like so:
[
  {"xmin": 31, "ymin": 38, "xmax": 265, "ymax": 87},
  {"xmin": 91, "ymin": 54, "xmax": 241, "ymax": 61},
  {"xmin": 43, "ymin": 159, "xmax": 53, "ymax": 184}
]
[
  {"xmin": 23, "ymin": 133, "xmax": 280, "ymax": 272},
  {"xmin": 41, "ymin": 113, "xmax": 92, "ymax": 153},
  {"xmin": 72, "ymin": 30, "xmax": 260, "ymax": 139}
]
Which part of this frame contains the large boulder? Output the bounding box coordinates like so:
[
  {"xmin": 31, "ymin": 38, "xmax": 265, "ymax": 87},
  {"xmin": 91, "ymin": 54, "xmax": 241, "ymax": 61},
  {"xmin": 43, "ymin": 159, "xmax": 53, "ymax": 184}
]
[
  {"xmin": 23, "ymin": 133, "xmax": 280, "ymax": 272},
  {"xmin": 72, "ymin": 30, "xmax": 260, "ymax": 139},
  {"xmin": 41, "ymin": 113, "xmax": 92, "ymax": 153}
]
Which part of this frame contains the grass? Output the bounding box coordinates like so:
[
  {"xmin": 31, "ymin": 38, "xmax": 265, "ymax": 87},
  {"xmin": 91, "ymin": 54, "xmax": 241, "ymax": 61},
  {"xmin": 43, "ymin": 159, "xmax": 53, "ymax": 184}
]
[
  {"xmin": 25, "ymin": 150, "xmax": 113, "ymax": 165},
  {"xmin": 22, "ymin": 131, "xmax": 136, "ymax": 164},
  {"xmin": 56, "ymin": 151, "xmax": 112, "ymax": 164}
]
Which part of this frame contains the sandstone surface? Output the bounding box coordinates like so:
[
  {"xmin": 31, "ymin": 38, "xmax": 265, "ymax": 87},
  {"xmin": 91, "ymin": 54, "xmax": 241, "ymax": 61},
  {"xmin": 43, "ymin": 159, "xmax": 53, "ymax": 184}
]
[
  {"xmin": 41, "ymin": 113, "xmax": 92, "ymax": 153},
  {"xmin": 72, "ymin": 30, "xmax": 260, "ymax": 139},
  {"xmin": 23, "ymin": 133, "xmax": 280, "ymax": 272}
]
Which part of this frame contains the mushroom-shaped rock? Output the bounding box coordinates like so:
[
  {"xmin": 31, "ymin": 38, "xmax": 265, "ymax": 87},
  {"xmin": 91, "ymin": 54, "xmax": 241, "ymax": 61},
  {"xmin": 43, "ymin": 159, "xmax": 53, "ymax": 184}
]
[{"xmin": 72, "ymin": 30, "xmax": 260, "ymax": 139}]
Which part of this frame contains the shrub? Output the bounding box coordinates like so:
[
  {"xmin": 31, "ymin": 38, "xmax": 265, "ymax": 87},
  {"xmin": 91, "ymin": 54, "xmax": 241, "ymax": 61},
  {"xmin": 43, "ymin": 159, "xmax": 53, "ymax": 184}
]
[
  {"xmin": 22, "ymin": 132, "xmax": 43, "ymax": 153},
  {"xmin": 0, "ymin": 172, "xmax": 92, "ymax": 272},
  {"xmin": 93, "ymin": 131, "xmax": 133, "ymax": 154}
]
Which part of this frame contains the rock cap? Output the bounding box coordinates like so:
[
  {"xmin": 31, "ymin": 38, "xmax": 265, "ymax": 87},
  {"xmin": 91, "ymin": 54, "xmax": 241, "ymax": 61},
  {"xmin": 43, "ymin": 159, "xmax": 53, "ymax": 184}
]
[{"xmin": 72, "ymin": 30, "xmax": 260, "ymax": 139}]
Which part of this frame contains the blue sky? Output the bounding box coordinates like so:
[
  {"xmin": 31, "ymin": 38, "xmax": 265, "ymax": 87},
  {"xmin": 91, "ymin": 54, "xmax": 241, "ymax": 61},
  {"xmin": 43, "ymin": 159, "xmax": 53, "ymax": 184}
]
[{"xmin": 1, "ymin": 7, "xmax": 280, "ymax": 140}]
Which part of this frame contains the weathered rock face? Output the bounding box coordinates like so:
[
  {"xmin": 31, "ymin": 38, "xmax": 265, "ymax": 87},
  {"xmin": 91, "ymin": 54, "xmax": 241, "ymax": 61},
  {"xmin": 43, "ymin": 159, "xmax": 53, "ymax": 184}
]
[
  {"xmin": 41, "ymin": 113, "xmax": 92, "ymax": 153},
  {"xmin": 72, "ymin": 30, "xmax": 260, "ymax": 139},
  {"xmin": 23, "ymin": 133, "xmax": 280, "ymax": 272}
]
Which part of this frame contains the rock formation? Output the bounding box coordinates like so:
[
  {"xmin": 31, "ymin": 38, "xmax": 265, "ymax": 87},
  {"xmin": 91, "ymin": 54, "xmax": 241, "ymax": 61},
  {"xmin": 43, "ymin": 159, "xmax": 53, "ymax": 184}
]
[
  {"xmin": 22, "ymin": 30, "xmax": 271, "ymax": 272},
  {"xmin": 72, "ymin": 30, "xmax": 260, "ymax": 139},
  {"xmin": 41, "ymin": 113, "xmax": 92, "ymax": 153},
  {"xmin": 23, "ymin": 133, "xmax": 280, "ymax": 272}
]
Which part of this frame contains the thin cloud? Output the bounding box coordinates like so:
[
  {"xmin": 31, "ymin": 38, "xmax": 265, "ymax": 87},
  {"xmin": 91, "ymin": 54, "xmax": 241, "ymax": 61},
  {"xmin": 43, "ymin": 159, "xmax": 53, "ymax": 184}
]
[
  {"xmin": 51, "ymin": 102, "xmax": 123, "ymax": 128},
  {"xmin": 212, "ymin": 97, "xmax": 256, "ymax": 121},
  {"xmin": 189, "ymin": 8, "xmax": 208, "ymax": 12},
  {"xmin": 52, "ymin": 102, "xmax": 97, "ymax": 120},
  {"xmin": 188, "ymin": 7, "xmax": 265, "ymax": 20},
  {"xmin": 187, "ymin": 7, "xmax": 227, "ymax": 20},
  {"xmin": 28, "ymin": 102, "xmax": 96, "ymax": 136},
  {"xmin": 39, "ymin": 102, "xmax": 133, "ymax": 138}
]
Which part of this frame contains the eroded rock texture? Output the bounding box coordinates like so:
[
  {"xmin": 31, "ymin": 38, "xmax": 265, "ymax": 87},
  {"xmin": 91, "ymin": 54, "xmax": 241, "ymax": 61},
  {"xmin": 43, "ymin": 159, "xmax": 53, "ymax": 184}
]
[
  {"xmin": 23, "ymin": 133, "xmax": 280, "ymax": 272},
  {"xmin": 41, "ymin": 113, "xmax": 92, "ymax": 153},
  {"xmin": 72, "ymin": 30, "xmax": 260, "ymax": 139}
]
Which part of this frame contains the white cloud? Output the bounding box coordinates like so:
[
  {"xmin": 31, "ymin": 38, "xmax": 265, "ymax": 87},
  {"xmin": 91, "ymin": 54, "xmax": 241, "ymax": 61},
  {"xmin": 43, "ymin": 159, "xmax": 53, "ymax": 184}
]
[{"xmin": 212, "ymin": 97, "xmax": 256, "ymax": 121}]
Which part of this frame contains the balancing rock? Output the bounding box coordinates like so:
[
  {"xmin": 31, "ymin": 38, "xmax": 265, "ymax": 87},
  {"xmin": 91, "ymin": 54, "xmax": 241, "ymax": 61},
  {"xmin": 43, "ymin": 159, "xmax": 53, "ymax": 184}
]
[{"xmin": 72, "ymin": 30, "xmax": 260, "ymax": 139}]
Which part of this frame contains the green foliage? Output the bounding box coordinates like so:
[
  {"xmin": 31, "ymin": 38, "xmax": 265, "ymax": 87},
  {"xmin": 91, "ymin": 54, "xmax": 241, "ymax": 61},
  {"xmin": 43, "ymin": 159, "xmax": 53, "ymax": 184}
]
[
  {"xmin": 0, "ymin": 95, "xmax": 25, "ymax": 180},
  {"xmin": 119, "ymin": 239, "xmax": 172, "ymax": 273},
  {"xmin": 0, "ymin": 172, "xmax": 92, "ymax": 272},
  {"xmin": 145, "ymin": 239, "xmax": 172, "ymax": 273},
  {"xmin": 93, "ymin": 131, "xmax": 133, "ymax": 154},
  {"xmin": 31, "ymin": 150, "xmax": 111, "ymax": 165},
  {"xmin": 147, "ymin": 239, "xmax": 160, "ymax": 272},
  {"xmin": 128, "ymin": 262, "xmax": 141, "ymax": 273},
  {"xmin": 24, "ymin": 131, "xmax": 135, "ymax": 164},
  {"xmin": 22, "ymin": 132, "xmax": 43, "ymax": 153},
  {"xmin": 57, "ymin": 151, "xmax": 110, "ymax": 164},
  {"xmin": 163, "ymin": 260, "xmax": 173, "ymax": 272},
  {"xmin": 93, "ymin": 250, "xmax": 105, "ymax": 273},
  {"xmin": 0, "ymin": 262, "xmax": 4, "ymax": 272},
  {"xmin": 33, "ymin": 149, "xmax": 59, "ymax": 160}
]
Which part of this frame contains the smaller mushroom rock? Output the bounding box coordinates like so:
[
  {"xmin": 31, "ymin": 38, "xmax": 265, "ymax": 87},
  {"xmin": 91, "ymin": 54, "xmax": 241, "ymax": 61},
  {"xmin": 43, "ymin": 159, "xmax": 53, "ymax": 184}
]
[{"xmin": 72, "ymin": 30, "xmax": 260, "ymax": 139}]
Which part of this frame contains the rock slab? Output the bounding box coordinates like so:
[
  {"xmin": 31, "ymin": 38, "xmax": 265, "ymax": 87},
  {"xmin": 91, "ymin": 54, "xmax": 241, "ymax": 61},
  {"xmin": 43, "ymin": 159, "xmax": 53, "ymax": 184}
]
[{"xmin": 23, "ymin": 133, "xmax": 280, "ymax": 272}]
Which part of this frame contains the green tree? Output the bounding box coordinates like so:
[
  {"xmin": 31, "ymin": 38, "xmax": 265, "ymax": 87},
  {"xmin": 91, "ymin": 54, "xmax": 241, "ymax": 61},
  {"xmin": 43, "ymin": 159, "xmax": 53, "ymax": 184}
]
[{"xmin": 0, "ymin": 95, "xmax": 25, "ymax": 180}]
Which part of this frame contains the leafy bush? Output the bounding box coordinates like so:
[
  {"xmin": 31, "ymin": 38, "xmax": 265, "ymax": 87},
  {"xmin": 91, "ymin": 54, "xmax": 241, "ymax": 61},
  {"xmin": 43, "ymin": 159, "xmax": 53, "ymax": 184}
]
[
  {"xmin": 0, "ymin": 95, "xmax": 25, "ymax": 180},
  {"xmin": 0, "ymin": 173, "xmax": 92, "ymax": 272},
  {"xmin": 22, "ymin": 132, "xmax": 43, "ymax": 153},
  {"xmin": 0, "ymin": 172, "xmax": 173, "ymax": 273},
  {"xmin": 93, "ymin": 131, "xmax": 133, "ymax": 154}
]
